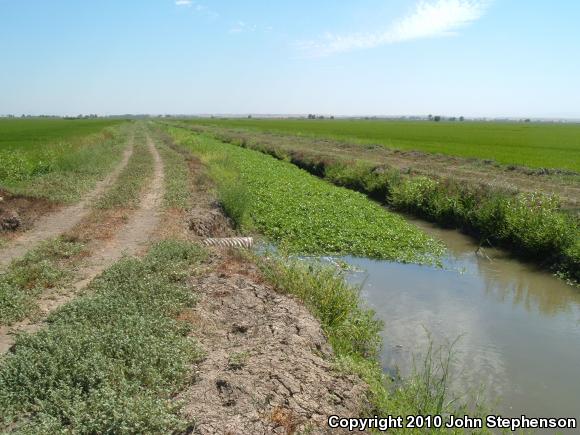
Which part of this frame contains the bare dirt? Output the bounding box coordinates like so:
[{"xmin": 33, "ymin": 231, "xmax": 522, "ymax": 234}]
[
  {"xmin": 0, "ymin": 140, "xmax": 135, "ymax": 268},
  {"xmin": 0, "ymin": 190, "xmax": 57, "ymax": 234},
  {"xmin": 178, "ymin": 257, "xmax": 368, "ymax": 434},
  {"xmin": 0, "ymin": 134, "xmax": 164, "ymax": 353}
]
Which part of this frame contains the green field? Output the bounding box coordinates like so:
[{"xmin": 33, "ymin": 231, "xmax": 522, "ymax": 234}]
[
  {"xmin": 168, "ymin": 127, "xmax": 443, "ymax": 263},
  {"xmin": 0, "ymin": 119, "xmax": 129, "ymax": 202},
  {"xmin": 189, "ymin": 118, "xmax": 580, "ymax": 172},
  {"xmin": 0, "ymin": 119, "xmax": 123, "ymax": 150}
]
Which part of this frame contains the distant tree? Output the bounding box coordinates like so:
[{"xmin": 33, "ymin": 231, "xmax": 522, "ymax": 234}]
[
  {"xmin": 248, "ymin": 114, "xmax": 252, "ymax": 119},
  {"xmin": 307, "ymin": 114, "xmax": 316, "ymax": 119},
  {"xmin": 459, "ymin": 116, "xmax": 465, "ymax": 121},
  {"xmin": 449, "ymin": 116, "xmax": 457, "ymax": 121},
  {"xmin": 434, "ymin": 115, "xmax": 441, "ymax": 122},
  {"xmin": 428, "ymin": 114, "xmax": 433, "ymax": 121},
  {"xmin": 524, "ymin": 118, "xmax": 531, "ymax": 123},
  {"xmin": 330, "ymin": 115, "xmax": 335, "ymax": 119},
  {"xmin": 318, "ymin": 115, "xmax": 325, "ymax": 119}
]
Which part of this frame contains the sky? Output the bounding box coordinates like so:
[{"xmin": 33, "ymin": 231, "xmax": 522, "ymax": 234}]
[{"xmin": 1, "ymin": 0, "xmax": 579, "ymax": 118}]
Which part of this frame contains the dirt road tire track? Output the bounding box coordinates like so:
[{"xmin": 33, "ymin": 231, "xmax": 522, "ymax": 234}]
[
  {"xmin": 0, "ymin": 133, "xmax": 165, "ymax": 354},
  {"xmin": 0, "ymin": 136, "xmax": 136, "ymax": 268}
]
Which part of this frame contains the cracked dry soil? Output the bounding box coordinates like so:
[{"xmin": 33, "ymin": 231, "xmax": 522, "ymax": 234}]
[{"xmin": 177, "ymin": 258, "xmax": 368, "ymax": 435}]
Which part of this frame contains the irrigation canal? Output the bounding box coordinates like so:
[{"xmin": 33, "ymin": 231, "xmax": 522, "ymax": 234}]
[{"xmin": 340, "ymin": 218, "xmax": 580, "ymax": 423}]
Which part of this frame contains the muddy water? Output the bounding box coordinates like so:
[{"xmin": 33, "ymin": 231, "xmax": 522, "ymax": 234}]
[{"xmin": 341, "ymin": 219, "xmax": 580, "ymax": 422}]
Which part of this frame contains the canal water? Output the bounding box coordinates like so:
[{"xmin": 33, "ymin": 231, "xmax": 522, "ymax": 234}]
[{"xmin": 339, "ymin": 219, "xmax": 580, "ymax": 422}]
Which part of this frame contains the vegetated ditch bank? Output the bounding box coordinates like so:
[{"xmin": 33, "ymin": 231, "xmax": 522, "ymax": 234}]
[
  {"xmin": 176, "ymin": 123, "xmax": 580, "ymax": 284},
  {"xmin": 0, "ymin": 124, "xmax": 479, "ymax": 434},
  {"xmin": 165, "ymin": 125, "xmax": 580, "ymax": 429},
  {"xmin": 163, "ymin": 126, "xmax": 496, "ymax": 433},
  {"xmin": 163, "ymin": 125, "xmax": 444, "ymax": 263}
]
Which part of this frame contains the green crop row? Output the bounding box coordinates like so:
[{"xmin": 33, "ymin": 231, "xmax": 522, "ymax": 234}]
[
  {"xmin": 0, "ymin": 240, "xmax": 206, "ymax": 433},
  {"xmin": 166, "ymin": 127, "xmax": 444, "ymax": 264}
]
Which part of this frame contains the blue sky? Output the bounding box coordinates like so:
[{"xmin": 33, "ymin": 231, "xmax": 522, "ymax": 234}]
[{"xmin": 1, "ymin": 0, "xmax": 579, "ymax": 118}]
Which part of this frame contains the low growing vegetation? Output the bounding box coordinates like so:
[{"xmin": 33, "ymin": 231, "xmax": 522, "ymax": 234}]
[
  {"xmin": 153, "ymin": 129, "xmax": 192, "ymax": 210},
  {"xmin": 0, "ymin": 240, "xmax": 206, "ymax": 433},
  {"xmin": 0, "ymin": 237, "xmax": 85, "ymax": 325},
  {"xmin": 167, "ymin": 127, "xmax": 444, "ymax": 264},
  {"xmin": 94, "ymin": 131, "xmax": 152, "ymax": 210},
  {"xmin": 0, "ymin": 120, "xmax": 130, "ymax": 203}
]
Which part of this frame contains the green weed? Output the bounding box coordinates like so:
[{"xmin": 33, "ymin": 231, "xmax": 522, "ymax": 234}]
[
  {"xmin": 167, "ymin": 128, "xmax": 444, "ymax": 264},
  {"xmin": 94, "ymin": 132, "xmax": 152, "ymax": 209},
  {"xmin": 0, "ymin": 237, "xmax": 84, "ymax": 325},
  {"xmin": 228, "ymin": 351, "xmax": 250, "ymax": 370},
  {"xmin": 0, "ymin": 240, "xmax": 207, "ymax": 433},
  {"xmin": 154, "ymin": 130, "xmax": 192, "ymax": 210}
]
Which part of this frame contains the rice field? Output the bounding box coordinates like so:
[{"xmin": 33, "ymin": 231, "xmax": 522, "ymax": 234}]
[
  {"xmin": 0, "ymin": 119, "xmax": 129, "ymax": 202},
  {"xmin": 188, "ymin": 118, "xmax": 580, "ymax": 172}
]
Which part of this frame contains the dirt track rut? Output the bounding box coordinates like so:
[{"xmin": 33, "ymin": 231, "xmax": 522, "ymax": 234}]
[
  {"xmin": 0, "ymin": 137, "xmax": 135, "ymax": 268},
  {"xmin": 0, "ymin": 134, "xmax": 165, "ymax": 353}
]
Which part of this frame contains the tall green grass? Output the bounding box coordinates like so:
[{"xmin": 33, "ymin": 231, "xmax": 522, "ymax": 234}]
[{"xmin": 0, "ymin": 240, "xmax": 206, "ymax": 433}]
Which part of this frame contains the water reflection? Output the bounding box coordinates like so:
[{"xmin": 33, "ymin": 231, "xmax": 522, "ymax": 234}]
[
  {"xmin": 407, "ymin": 218, "xmax": 580, "ymax": 318},
  {"xmin": 337, "ymin": 223, "xmax": 580, "ymax": 421}
]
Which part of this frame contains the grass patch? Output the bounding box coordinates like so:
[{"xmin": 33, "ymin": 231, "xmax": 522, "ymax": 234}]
[
  {"xmin": 0, "ymin": 237, "xmax": 85, "ymax": 325},
  {"xmin": 166, "ymin": 127, "xmax": 444, "ymax": 264},
  {"xmin": 228, "ymin": 351, "xmax": 250, "ymax": 370},
  {"xmin": 258, "ymin": 256, "xmax": 489, "ymax": 434},
  {"xmin": 94, "ymin": 131, "xmax": 153, "ymax": 210},
  {"xmin": 154, "ymin": 131, "xmax": 191, "ymax": 210},
  {"xmin": 0, "ymin": 122, "xmax": 131, "ymax": 204},
  {"xmin": 0, "ymin": 240, "xmax": 207, "ymax": 433}
]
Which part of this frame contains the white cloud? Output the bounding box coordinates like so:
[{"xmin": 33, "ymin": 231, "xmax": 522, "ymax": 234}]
[
  {"xmin": 298, "ymin": 0, "xmax": 490, "ymax": 57},
  {"xmin": 175, "ymin": 0, "xmax": 218, "ymax": 17},
  {"xmin": 229, "ymin": 21, "xmax": 257, "ymax": 34}
]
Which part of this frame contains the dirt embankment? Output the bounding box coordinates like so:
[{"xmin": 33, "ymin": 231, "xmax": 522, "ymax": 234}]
[
  {"xmin": 178, "ymin": 260, "xmax": 366, "ymax": 434},
  {"xmin": 157, "ymin": 144, "xmax": 369, "ymax": 434}
]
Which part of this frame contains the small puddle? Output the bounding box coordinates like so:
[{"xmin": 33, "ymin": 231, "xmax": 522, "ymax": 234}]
[{"xmin": 339, "ymin": 219, "xmax": 580, "ymax": 421}]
